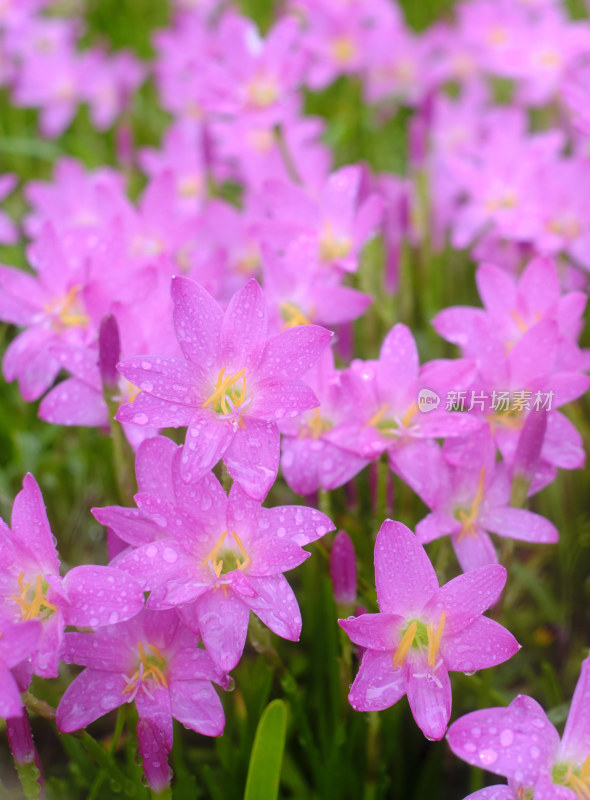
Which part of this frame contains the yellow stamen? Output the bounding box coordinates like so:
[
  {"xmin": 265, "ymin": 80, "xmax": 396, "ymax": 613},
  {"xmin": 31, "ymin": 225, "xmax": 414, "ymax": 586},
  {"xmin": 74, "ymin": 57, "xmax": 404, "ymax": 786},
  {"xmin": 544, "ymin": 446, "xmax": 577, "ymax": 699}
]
[
  {"xmin": 123, "ymin": 641, "xmax": 168, "ymax": 695},
  {"xmin": 318, "ymin": 222, "xmax": 352, "ymax": 263},
  {"xmin": 43, "ymin": 285, "xmax": 89, "ymax": 329},
  {"xmin": 11, "ymin": 571, "xmax": 58, "ymax": 621},
  {"xmin": 427, "ymin": 611, "xmax": 446, "ymax": 669},
  {"xmin": 299, "ymin": 407, "xmax": 332, "ymax": 440},
  {"xmin": 392, "ymin": 621, "xmax": 417, "ymax": 669},
  {"xmin": 367, "ymin": 402, "xmax": 389, "ymax": 428},
  {"xmin": 202, "ymin": 367, "xmax": 247, "ymax": 416},
  {"xmin": 510, "ymin": 309, "xmax": 528, "ymax": 334},
  {"xmin": 280, "ymin": 302, "xmax": 311, "ymax": 329},
  {"xmin": 457, "ymin": 467, "xmax": 486, "ymax": 541},
  {"xmin": 401, "ymin": 402, "xmax": 418, "ymax": 429},
  {"xmin": 203, "ymin": 530, "xmax": 250, "ymax": 575},
  {"xmin": 330, "ymin": 36, "xmax": 357, "ymax": 64}
]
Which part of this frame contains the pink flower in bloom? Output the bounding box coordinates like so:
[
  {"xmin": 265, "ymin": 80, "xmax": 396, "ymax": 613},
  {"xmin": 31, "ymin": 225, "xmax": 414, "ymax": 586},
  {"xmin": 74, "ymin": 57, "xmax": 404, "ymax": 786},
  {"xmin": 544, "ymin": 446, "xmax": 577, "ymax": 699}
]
[
  {"xmin": 57, "ymin": 608, "xmax": 229, "ymax": 793},
  {"xmin": 116, "ymin": 277, "xmax": 332, "ymax": 500},
  {"xmin": 0, "ymin": 225, "xmax": 101, "ymax": 400},
  {"xmin": 391, "ymin": 430, "xmax": 558, "ymax": 572},
  {"xmin": 279, "ymin": 348, "xmax": 370, "ymax": 496},
  {"xmin": 328, "ymin": 323, "xmax": 479, "ymax": 462},
  {"xmin": 258, "ymin": 165, "xmax": 382, "ymax": 274},
  {"xmin": 108, "ymin": 453, "xmax": 333, "ymax": 671},
  {"xmin": 339, "ymin": 520, "xmax": 519, "ymax": 740},
  {"xmin": 447, "ymin": 654, "xmax": 590, "ymax": 799},
  {"xmin": 0, "ymin": 474, "xmax": 144, "ymax": 678}
]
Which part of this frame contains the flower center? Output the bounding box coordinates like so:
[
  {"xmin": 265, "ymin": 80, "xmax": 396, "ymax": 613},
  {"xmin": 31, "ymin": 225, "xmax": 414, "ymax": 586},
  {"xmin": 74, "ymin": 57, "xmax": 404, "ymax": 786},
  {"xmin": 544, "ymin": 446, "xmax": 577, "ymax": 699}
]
[
  {"xmin": 392, "ymin": 612, "xmax": 446, "ymax": 670},
  {"xmin": 202, "ymin": 367, "xmax": 248, "ymax": 423},
  {"xmin": 43, "ymin": 285, "xmax": 89, "ymax": 330},
  {"xmin": 318, "ymin": 222, "xmax": 352, "ymax": 263},
  {"xmin": 246, "ymin": 73, "xmax": 280, "ymax": 108},
  {"xmin": 553, "ymin": 755, "xmax": 590, "ymax": 799},
  {"xmin": 366, "ymin": 402, "xmax": 418, "ymax": 435},
  {"xmin": 280, "ymin": 302, "xmax": 311, "ymax": 329},
  {"xmin": 12, "ymin": 572, "xmax": 58, "ymax": 621},
  {"xmin": 330, "ymin": 36, "xmax": 357, "ymax": 65},
  {"xmin": 455, "ymin": 467, "xmax": 486, "ymax": 541},
  {"xmin": 203, "ymin": 530, "xmax": 251, "ymax": 578},
  {"xmin": 299, "ymin": 407, "xmax": 332, "ymax": 440},
  {"xmin": 123, "ymin": 642, "xmax": 168, "ymax": 699}
]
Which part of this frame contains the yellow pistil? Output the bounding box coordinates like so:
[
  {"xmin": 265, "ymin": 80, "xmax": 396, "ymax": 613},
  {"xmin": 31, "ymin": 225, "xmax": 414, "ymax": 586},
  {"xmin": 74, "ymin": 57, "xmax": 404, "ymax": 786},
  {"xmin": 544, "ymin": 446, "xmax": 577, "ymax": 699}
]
[
  {"xmin": 203, "ymin": 530, "xmax": 251, "ymax": 577},
  {"xmin": 202, "ymin": 367, "xmax": 247, "ymax": 419},
  {"xmin": 392, "ymin": 621, "xmax": 417, "ymax": 669},
  {"xmin": 123, "ymin": 642, "xmax": 168, "ymax": 695},
  {"xmin": 547, "ymin": 217, "xmax": 582, "ymax": 241},
  {"xmin": 318, "ymin": 222, "xmax": 352, "ymax": 263},
  {"xmin": 457, "ymin": 467, "xmax": 486, "ymax": 541},
  {"xmin": 280, "ymin": 302, "xmax": 311, "ymax": 329},
  {"xmin": 12, "ymin": 572, "xmax": 58, "ymax": 621},
  {"xmin": 426, "ymin": 611, "xmax": 446, "ymax": 669},
  {"xmin": 44, "ymin": 285, "xmax": 89, "ymax": 330}
]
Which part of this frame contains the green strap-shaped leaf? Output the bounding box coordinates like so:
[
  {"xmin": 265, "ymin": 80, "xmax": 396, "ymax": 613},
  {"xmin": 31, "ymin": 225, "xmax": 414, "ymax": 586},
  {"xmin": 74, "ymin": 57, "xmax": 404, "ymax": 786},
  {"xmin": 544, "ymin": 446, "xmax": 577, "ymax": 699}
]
[{"xmin": 244, "ymin": 699, "xmax": 287, "ymax": 800}]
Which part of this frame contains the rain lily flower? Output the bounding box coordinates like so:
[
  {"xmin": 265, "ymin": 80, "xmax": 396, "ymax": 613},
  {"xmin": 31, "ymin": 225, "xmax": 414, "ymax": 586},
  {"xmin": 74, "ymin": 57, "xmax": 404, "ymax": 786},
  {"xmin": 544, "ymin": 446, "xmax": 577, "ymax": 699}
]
[
  {"xmin": 0, "ymin": 473, "xmax": 144, "ymax": 678},
  {"xmin": 57, "ymin": 608, "xmax": 229, "ymax": 793},
  {"xmin": 447, "ymin": 654, "xmax": 590, "ymax": 799},
  {"xmin": 116, "ymin": 276, "xmax": 332, "ymax": 500},
  {"xmin": 109, "ymin": 460, "xmax": 333, "ymax": 671},
  {"xmin": 339, "ymin": 520, "xmax": 520, "ymax": 740},
  {"xmin": 279, "ymin": 348, "xmax": 370, "ymax": 496},
  {"xmin": 328, "ymin": 323, "xmax": 479, "ymax": 462},
  {"xmin": 391, "ymin": 429, "xmax": 559, "ymax": 572}
]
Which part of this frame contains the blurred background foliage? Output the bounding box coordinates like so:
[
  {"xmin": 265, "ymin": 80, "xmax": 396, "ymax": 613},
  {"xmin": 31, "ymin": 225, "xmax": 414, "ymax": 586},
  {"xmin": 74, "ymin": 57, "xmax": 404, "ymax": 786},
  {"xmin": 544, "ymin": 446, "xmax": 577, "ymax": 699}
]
[{"xmin": 0, "ymin": 0, "xmax": 589, "ymax": 798}]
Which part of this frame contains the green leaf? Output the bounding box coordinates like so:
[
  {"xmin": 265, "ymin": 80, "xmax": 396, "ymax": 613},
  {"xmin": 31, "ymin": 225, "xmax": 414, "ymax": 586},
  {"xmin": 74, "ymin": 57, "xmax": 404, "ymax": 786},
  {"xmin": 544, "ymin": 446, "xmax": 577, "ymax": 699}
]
[{"xmin": 243, "ymin": 700, "xmax": 287, "ymax": 800}]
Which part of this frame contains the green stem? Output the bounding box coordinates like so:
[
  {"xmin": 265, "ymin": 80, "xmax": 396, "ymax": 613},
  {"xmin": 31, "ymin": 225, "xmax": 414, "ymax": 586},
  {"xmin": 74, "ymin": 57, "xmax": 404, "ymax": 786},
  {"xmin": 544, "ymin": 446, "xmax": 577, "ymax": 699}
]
[{"xmin": 105, "ymin": 395, "xmax": 138, "ymax": 505}]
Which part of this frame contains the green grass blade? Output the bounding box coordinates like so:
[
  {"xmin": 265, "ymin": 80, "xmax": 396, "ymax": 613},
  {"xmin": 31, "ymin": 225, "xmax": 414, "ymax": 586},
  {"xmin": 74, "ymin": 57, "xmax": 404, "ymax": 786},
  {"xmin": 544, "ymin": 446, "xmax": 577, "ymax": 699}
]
[{"xmin": 243, "ymin": 699, "xmax": 287, "ymax": 800}]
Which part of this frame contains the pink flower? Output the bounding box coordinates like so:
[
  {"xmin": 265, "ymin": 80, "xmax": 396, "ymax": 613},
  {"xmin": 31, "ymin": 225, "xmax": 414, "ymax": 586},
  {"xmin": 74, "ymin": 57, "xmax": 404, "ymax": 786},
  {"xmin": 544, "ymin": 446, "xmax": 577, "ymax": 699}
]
[
  {"xmin": 447, "ymin": 654, "xmax": 590, "ymax": 799},
  {"xmin": 116, "ymin": 277, "xmax": 332, "ymax": 500},
  {"xmin": 391, "ymin": 430, "xmax": 558, "ymax": 572},
  {"xmin": 107, "ymin": 451, "xmax": 333, "ymax": 671},
  {"xmin": 0, "ymin": 474, "xmax": 144, "ymax": 678},
  {"xmin": 339, "ymin": 520, "xmax": 519, "ymax": 740},
  {"xmin": 57, "ymin": 608, "xmax": 229, "ymax": 793}
]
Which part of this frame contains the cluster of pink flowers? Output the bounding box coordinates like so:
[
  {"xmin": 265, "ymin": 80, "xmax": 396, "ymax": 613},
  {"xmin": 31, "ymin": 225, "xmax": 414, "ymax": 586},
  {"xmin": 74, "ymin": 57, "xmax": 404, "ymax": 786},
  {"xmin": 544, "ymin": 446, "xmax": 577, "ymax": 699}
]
[{"xmin": 0, "ymin": 0, "xmax": 589, "ymax": 796}]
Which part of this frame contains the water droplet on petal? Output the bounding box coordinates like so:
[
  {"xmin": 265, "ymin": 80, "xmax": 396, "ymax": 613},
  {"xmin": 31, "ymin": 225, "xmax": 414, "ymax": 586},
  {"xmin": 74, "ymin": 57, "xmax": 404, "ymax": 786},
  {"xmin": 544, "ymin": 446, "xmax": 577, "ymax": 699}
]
[
  {"xmin": 480, "ymin": 749, "xmax": 498, "ymax": 766},
  {"xmin": 132, "ymin": 413, "xmax": 149, "ymax": 425}
]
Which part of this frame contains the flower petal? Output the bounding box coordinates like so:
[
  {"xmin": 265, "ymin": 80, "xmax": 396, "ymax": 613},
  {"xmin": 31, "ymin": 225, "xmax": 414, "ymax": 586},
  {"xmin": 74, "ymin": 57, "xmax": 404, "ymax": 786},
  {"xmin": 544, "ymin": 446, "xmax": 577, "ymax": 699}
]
[
  {"xmin": 223, "ymin": 420, "xmax": 279, "ymax": 501},
  {"xmin": 374, "ymin": 520, "xmax": 439, "ymax": 614},
  {"xmin": 348, "ymin": 650, "xmax": 406, "ymax": 712},
  {"xmin": 237, "ymin": 574, "xmax": 302, "ymax": 641},
  {"xmin": 442, "ymin": 616, "xmax": 520, "ymax": 671},
  {"xmin": 220, "ymin": 279, "xmax": 267, "ymax": 371},
  {"xmin": 11, "ymin": 474, "xmax": 59, "ymax": 574},
  {"xmin": 426, "ymin": 564, "xmax": 507, "ymax": 635},
  {"xmin": 257, "ymin": 325, "xmax": 332, "ymax": 379},
  {"xmin": 57, "ymin": 669, "xmax": 127, "ymax": 732},
  {"xmin": 180, "ymin": 410, "xmax": 234, "ymax": 483},
  {"xmin": 446, "ymin": 695, "xmax": 559, "ymax": 784},
  {"xmin": 406, "ymin": 653, "xmax": 451, "ymax": 740},
  {"xmin": 196, "ymin": 589, "xmax": 250, "ymax": 672},
  {"xmin": 61, "ymin": 566, "xmax": 144, "ymax": 628},
  {"xmin": 169, "ymin": 679, "xmax": 225, "ymax": 737},
  {"xmin": 171, "ymin": 276, "xmax": 222, "ymax": 370}
]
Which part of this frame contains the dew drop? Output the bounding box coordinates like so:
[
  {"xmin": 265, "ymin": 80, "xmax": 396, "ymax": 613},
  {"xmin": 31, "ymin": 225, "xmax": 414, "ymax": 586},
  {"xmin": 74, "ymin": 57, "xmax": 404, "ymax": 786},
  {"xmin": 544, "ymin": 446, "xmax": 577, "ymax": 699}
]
[
  {"xmin": 500, "ymin": 729, "xmax": 514, "ymax": 747},
  {"xmin": 163, "ymin": 548, "xmax": 178, "ymax": 564},
  {"xmin": 480, "ymin": 749, "xmax": 498, "ymax": 766},
  {"xmin": 132, "ymin": 413, "xmax": 149, "ymax": 425}
]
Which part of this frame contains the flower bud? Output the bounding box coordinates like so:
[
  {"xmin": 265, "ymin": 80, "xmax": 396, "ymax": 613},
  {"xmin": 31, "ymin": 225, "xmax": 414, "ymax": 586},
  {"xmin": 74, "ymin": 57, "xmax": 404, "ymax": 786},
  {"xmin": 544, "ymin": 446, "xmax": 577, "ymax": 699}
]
[{"xmin": 330, "ymin": 530, "xmax": 357, "ymax": 606}]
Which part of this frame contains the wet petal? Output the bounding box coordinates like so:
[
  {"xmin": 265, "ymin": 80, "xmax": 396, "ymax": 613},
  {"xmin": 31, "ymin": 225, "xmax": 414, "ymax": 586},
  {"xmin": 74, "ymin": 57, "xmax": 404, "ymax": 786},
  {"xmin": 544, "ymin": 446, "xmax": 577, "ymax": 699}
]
[
  {"xmin": 61, "ymin": 566, "xmax": 144, "ymax": 628},
  {"xmin": 57, "ymin": 669, "xmax": 127, "ymax": 732},
  {"xmin": 348, "ymin": 650, "xmax": 406, "ymax": 712}
]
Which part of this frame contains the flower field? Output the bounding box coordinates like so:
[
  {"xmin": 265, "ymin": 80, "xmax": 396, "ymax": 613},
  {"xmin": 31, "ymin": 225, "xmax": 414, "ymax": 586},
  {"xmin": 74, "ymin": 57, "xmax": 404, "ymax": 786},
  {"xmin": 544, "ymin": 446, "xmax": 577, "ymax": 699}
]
[{"xmin": 1, "ymin": 0, "xmax": 590, "ymax": 798}]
